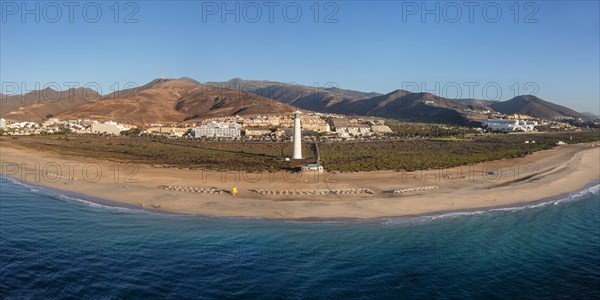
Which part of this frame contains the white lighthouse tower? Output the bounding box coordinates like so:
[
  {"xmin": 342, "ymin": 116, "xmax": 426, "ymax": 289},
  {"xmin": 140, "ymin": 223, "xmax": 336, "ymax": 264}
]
[{"xmin": 292, "ymin": 110, "xmax": 302, "ymax": 159}]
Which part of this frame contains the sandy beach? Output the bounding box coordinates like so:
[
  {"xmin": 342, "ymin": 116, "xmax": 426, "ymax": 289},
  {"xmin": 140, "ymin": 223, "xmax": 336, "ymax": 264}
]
[{"xmin": 1, "ymin": 140, "xmax": 598, "ymax": 219}]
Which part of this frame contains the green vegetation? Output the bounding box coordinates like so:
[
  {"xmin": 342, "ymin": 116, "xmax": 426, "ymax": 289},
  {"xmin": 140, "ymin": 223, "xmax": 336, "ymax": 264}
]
[
  {"xmin": 430, "ymin": 137, "xmax": 466, "ymax": 141},
  {"xmin": 6, "ymin": 136, "xmax": 313, "ymax": 172},
  {"xmin": 385, "ymin": 120, "xmax": 478, "ymax": 138},
  {"xmin": 320, "ymin": 132, "xmax": 599, "ymax": 171},
  {"xmin": 4, "ymin": 132, "xmax": 598, "ymax": 172}
]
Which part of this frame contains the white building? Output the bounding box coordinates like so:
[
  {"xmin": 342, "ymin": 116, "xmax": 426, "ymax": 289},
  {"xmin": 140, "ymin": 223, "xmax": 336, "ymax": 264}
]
[
  {"xmin": 144, "ymin": 126, "xmax": 189, "ymax": 137},
  {"xmin": 42, "ymin": 118, "xmax": 62, "ymax": 127},
  {"xmin": 91, "ymin": 121, "xmax": 128, "ymax": 135},
  {"xmin": 8, "ymin": 121, "xmax": 38, "ymax": 129},
  {"xmin": 482, "ymin": 119, "xmax": 537, "ymax": 132},
  {"xmin": 301, "ymin": 163, "xmax": 323, "ymax": 172},
  {"xmin": 370, "ymin": 124, "xmax": 392, "ymax": 134},
  {"xmin": 330, "ymin": 118, "xmax": 372, "ymax": 137},
  {"xmin": 244, "ymin": 128, "xmax": 271, "ymax": 137},
  {"xmin": 194, "ymin": 122, "xmax": 241, "ymax": 138},
  {"xmin": 0, "ymin": 118, "xmax": 6, "ymax": 129}
]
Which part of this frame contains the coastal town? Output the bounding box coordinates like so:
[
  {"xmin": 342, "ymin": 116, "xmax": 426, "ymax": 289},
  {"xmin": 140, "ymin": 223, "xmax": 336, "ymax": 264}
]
[
  {"xmin": 0, "ymin": 112, "xmax": 391, "ymax": 140},
  {"xmin": 0, "ymin": 110, "xmax": 595, "ymax": 139}
]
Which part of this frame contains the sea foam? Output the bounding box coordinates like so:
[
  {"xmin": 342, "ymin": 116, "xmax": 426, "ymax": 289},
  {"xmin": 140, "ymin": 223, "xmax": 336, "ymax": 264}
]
[
  {"xmin": 3, "ymin": 176, "xmax": 145, "ymax": 214},
  {"xmin": 381, "ymin": 183, "xmax": 600, "ymax": 226},
  {"xmin": 3, "ymin": 176, "xmax": 599, "ymax": 224}
]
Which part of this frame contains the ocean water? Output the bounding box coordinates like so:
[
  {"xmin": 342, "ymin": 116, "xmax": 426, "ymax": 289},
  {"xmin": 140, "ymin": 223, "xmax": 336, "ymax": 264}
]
[{"xmin": 1, "ymin": 178, "xmax": 599, "ymax": 299}]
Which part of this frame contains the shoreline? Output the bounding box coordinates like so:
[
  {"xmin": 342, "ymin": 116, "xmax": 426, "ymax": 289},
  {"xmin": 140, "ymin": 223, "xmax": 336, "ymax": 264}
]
[
  {"xmin": 1, "ymin": 141, "xmax": 599, "ymax": 220},
  {"xmin": 2, "ymin": 174, "xmax": 598, "ymax": 224}
]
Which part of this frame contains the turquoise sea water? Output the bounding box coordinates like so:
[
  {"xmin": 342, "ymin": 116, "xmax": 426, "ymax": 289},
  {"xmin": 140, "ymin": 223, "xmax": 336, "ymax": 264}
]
[{"xmin": 1, "ymin": 177, "xmax": 599, "ymax": 299}]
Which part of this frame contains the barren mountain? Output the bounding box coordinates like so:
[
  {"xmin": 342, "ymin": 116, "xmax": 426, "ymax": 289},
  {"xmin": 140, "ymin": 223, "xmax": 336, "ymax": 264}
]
[
  {"xmin": 57, "ymin": 78, "xmax": 294, "ymax": 125},
  {"xmin": 220, "ymin": 78, "xmax": 588, "ymax": 124},
  {"xmin": 490, "ymin": 95, "xmax": 587, "ymax": 119},
  {"xmin": 209, "ymin": 79, "xmax": 485, "ymax": 124},
  {"xmin": 1, "ymin": 87, "xmax": 101, "ymax": 122},
  {"xmin": 327, "ymin": 90, "xmax": 482, "ymax": 125},
  {"xmin": 450, "ymin": 98, "xmax": 498, "ymax": 110},
  {"xmin": 2, "ymin": 77, "xmax": 587, "ymax": 126},
  {"xmin": 207, "ymin": 78, "xmax": 382, "ymax": 112}
]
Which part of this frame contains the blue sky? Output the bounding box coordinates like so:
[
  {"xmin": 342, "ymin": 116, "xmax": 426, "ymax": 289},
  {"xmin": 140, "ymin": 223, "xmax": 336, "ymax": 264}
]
[{"xmin": 1, "ymin": 1, "xmax": 599, "ymax": 113}]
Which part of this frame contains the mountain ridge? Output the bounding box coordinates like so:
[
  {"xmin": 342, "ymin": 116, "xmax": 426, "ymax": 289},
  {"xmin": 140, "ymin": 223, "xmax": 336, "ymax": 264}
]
[
  {"xmin": 56, "ymin": 78, "xmax": 294, "ymax": 125},
  {"xmin": 208, "ymin": 78, "xmax": 589, "ymax": 123},
  {"xmin": 1, "ymin": 77, "xmax": 589, "ymax": 125},
  {"xmin": 1, "ymin": 87, "xmax": 101, "ymax": 121},
  {"xmin": 489, "ymin": 95, "xmax": 587, "ymax": 119}
]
